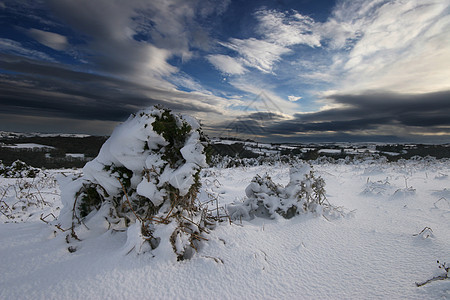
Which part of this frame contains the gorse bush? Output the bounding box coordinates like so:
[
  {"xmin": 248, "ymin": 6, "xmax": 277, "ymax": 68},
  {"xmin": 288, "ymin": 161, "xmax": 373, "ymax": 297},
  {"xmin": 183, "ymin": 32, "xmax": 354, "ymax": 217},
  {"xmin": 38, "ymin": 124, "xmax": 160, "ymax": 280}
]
[{"xmin": 57, "ymin": 106, "xmax": 212, "ymax": 260}]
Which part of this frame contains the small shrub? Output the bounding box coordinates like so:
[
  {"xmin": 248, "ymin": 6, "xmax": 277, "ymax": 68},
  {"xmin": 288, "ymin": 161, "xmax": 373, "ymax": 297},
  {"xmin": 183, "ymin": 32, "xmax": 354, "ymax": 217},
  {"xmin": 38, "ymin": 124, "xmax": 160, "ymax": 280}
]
[
  {"xmin": 0, "ymin": 160, "xmax": 40, "ymax": 178},
  {"xmin": 227, "ymin": 164, "xmax": 330, "ymax": 220}
]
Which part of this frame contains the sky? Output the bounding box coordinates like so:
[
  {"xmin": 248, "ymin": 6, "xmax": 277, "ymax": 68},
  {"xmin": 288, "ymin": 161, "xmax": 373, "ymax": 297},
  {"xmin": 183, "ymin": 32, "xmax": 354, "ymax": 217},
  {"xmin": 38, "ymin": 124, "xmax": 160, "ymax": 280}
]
[{"xmin": 0, "ymin": 0, "xmax": 449, "ymax": 143}]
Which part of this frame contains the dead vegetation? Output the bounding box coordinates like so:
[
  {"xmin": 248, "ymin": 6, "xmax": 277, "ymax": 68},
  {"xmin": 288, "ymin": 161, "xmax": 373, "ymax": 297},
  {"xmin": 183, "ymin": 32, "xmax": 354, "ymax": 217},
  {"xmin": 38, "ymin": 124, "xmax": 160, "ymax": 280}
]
[
  {"xmin": 416, "ymin": 261, "xmax": 449, "ymax": 287},
  {"xmin": 1, "ymin": 175, "xmax": 58, "ymax": 222}
]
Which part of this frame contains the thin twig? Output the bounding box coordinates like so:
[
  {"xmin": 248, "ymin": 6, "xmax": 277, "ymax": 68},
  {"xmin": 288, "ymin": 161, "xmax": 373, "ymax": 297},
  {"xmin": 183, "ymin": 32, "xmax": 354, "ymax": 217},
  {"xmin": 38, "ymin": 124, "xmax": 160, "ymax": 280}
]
[
  {"xmin": 416, "ymin": 274, "xmax": 448, "ymax": 287},
  {"xmin": 117, "ymin": 178, "xmax": 142, "ymax": 222},
  {"xmin": 413, "ymin": 227, "xmax": 433, "ymax": 236},
  {"xmin": 40, "ymin": 213, "xmax": 57, "ymax": 224}
]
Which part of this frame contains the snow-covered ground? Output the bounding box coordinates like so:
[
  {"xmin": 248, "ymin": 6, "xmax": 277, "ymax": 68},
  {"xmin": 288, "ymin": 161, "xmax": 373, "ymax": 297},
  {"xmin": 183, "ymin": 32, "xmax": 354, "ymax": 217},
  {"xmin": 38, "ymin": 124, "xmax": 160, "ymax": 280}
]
[
  {"xmin": 65, "ymin": 153, "xmax": 85, "ymax": 159},
  {"xmin": 1, "ymin": 159, "xmax": 449, "ymax": 299},
  {"xmin": 2, "ymin": 143, "xmax": 55, "ymax": 149},
  {"xmin": 0, "ymin": 131, "xmax": 90, "ymax": 139}
]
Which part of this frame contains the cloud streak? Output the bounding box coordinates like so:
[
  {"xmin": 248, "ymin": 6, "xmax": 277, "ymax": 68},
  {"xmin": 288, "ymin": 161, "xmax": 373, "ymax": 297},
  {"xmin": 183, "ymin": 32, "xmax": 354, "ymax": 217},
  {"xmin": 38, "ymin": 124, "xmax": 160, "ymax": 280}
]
[
  {"xmin": 226, "ymin": 90, "xmax": 450, "ymax": 142},
  {"xmin": 0, "ymin": 54, "xmax": 224, "ymax": 123},
  {"xmin": 219, "ymin": 38, "xmax": 291, "ymax": 74},
  {"xmin": 206, "ymin": 54, "xmax": 247, "ymax": 75},
  {"xmin": 27, "ymin": 28, "xmax": 68, "ymax": 51},
  {"xmin": 0, "ymin": 38, "xmax": 56, "ymax": 62}
]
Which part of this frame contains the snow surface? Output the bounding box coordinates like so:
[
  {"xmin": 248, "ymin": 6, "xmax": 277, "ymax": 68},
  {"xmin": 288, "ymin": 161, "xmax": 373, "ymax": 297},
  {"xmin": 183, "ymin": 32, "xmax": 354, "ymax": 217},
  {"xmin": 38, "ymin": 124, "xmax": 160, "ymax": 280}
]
[
  {"xmin": 2, "ymin": 143, "xmax": 55, "ymax": 149},
  {"xmin": 1, "ymin": 159, "xmax": 450, "ymax": 299},
  {"xmin": 65, "ymin": 153, "xmax": 85, "ymax": 158},
  {"xmin": 0, "ymin": 131, "xmax": 90, "ymax": 138}
]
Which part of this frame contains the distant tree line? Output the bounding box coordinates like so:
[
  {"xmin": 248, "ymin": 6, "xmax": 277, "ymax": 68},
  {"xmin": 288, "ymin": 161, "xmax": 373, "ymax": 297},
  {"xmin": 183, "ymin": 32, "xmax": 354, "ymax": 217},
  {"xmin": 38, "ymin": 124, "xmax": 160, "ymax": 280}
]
[
  {"xmin": 1, "ymin": 134, "xmax": 449, "ymax": 169},
  {"xmin": 1, "ymin": 136, "xmax": 107, "ymax": 157},
  {"xmin": 376, "ymin": 144, "xmax": 450, "ymax": 160},
  {"xmin": 0, "ymin": 136, "xmax": 107, "ymax": 169}
]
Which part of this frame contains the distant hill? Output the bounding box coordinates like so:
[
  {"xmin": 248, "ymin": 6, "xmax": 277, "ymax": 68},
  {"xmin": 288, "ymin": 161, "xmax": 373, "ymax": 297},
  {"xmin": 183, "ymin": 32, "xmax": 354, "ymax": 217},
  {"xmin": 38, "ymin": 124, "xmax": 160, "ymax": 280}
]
[
  {"xmin": 0, "ymin": 132, "xmax": 107, "ymax": 169},
  {"xmin": 1, "ymin": 132, "xmax": 450, "ymax": 169}
]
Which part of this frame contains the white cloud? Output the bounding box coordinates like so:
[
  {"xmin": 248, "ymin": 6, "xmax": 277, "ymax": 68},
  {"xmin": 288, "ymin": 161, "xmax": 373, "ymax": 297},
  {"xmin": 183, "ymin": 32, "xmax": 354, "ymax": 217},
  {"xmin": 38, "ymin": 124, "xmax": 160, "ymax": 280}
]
[
  {"xmin": 317, "ymin": 0, "xmax": 386, "ymax": 49},
  {"xmin": 288, "ymin": 95, "xmax": 302, "ymax": 102},
  {"xmin": 169, "ymin": 72, "xmax": 213, "ymax": 95},
  {"xmin": 211, "ymin": 9, "xmax": 322, "ymax": 76},
  {"xmin": 206, "ymin": 54, "xmax": 247, "ymax": 75},
  {"xmin": 0, "ymin": 38, "xmax": 56, "ymax": 62},
  {"xmin": 27, "ymin": 28, "xmax": 68, "ymax": 51},
  {"xmin": 336, "ymin": 0, "xmax": 450, "ymax": 94},
  {"xmin": 288, "ymin": 0, "xmax": 450, "ymax": 97},
  {"xmin": 255, "ymin": 9, "xmax": 321, "ymax": 48},
  {"xmin": 220, "ymin": 38, "xmax": 291, "ymax": 73}
]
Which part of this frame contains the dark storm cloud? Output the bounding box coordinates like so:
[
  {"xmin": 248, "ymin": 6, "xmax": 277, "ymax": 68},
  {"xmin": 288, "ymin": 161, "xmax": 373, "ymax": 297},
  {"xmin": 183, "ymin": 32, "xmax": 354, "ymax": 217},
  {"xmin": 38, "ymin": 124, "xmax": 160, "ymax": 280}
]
[
  {"xmin": 0, "ymin": 54, "xmax": 219, "ymax": 122},
  {"xmin": 44, "ymin": 0, "xmax": 230, "ymax": 79},
  {"xmin": 215, "ymin": 111, "xmax": 290, "ymax": 137},
  {"xmin": 321, "ymin": 91, "xmax": 450, "ymax": 124},
  {"xmin": 225, "ymin": 90, "xmax": 450, "ymax": 139},
  {"xmin": 242, "ymin": 111, "xmax": 286, "ymax": 121}
]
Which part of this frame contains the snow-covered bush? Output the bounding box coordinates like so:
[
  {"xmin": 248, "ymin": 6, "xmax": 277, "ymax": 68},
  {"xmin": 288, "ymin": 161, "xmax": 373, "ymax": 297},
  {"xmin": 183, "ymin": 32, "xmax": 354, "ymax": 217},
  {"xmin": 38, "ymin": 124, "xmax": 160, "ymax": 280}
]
[
  {"xmin": 0, "ymin": 160, "xmax": 40, "ymax": 178},
  {"xmin": 227, "ymin": 164, "xmax": 329, "ymax": 220},
  {"xmin": 57, "ymin": 106, "xmax": 212, "ymax": 260}
]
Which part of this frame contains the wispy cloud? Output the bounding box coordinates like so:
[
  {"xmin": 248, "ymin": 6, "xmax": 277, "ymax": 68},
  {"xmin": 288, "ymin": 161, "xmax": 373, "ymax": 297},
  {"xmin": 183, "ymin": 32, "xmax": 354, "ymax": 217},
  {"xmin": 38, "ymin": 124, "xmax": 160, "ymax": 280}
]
[
  {"xmin": 306, "ymin": 0, "xmax": 450, "ymax": 95},
  {"xmin": 255, "ymin": 9, "xmax": 321, "ymax": 48},
  {"xmin": 218, "ymin": 1, "xmax": 449, "ymax": 97},
  {"xmin": 334, "ymin": 0, "xmax": 450, "ymax": 94},
  {"xmin": 288, "ymin": 96, "xmax": 302, "ymax": 102},
  {"xmin": 229, "ymin": 90, "xmax": 450, "ymax": 142},
  {"xmin": 0, "ymin": 38, "xmax": 56, "ymax": 62},
  {"xmin": 219, "ymin": 38, "xmax": 291, "ymax": 74},
  {"xmin": 206, "ymin": 54, "xmax": 247, "ymax": 75},
  {"xmin": 210, "ymin": 9, "xmax": 321, "ymax": 76},
  {"xmin": 27, "ymin": 28, "xmax": 68, "ymax": 51}
]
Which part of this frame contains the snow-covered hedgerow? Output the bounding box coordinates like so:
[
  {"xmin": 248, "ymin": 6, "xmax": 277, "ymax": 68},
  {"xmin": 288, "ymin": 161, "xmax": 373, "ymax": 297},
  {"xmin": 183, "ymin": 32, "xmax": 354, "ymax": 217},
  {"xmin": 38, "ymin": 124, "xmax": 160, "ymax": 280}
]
[
  {"xmin": 57, "ymin": 106, "xmax": 212, "ymax": 260},
  {"xmin": 227, "ymin": 164, "xmax": 330, "ymax": 220},
  {"xmin": 0, "ymin": 160, "xmax": 40, "ymax": 178}
]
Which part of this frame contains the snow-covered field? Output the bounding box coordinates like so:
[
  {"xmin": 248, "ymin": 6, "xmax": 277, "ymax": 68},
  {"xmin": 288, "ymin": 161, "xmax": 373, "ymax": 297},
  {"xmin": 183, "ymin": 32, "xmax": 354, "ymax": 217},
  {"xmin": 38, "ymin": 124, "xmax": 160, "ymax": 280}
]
[
  {"xmin": 1, "ymin": 159, "xmax": 449, "ymax": 299},
  {"xmin": 2, "ymin": 143, "xmax": 55, "ymax": 149}
]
